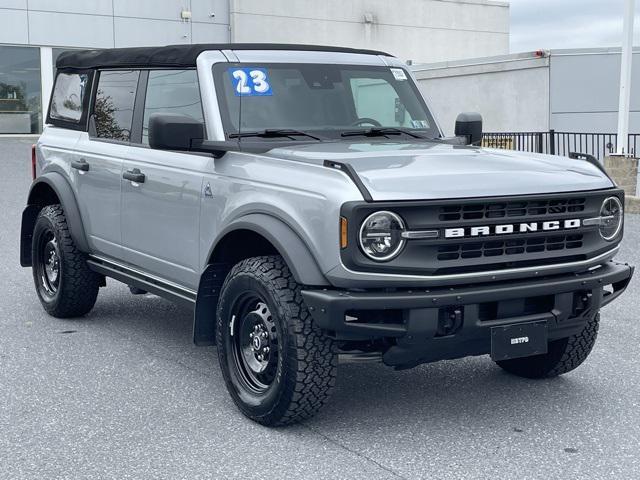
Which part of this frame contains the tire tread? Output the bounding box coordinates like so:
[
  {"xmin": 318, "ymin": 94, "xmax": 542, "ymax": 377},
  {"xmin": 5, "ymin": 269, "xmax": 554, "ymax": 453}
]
[
  {"xmin": 33, "ymin": 205, "xmax": 99, "ymax": 318},
  {"xmin": 217, "ymin": 255, "xmax": 337, "ymax": 426},
  {"xmin": 496, "ymin": 314, "xmax": 600, "ymax": 379}
]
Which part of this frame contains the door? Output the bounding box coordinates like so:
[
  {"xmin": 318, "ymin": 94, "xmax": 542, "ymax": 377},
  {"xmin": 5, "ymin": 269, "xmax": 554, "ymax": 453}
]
[
  {"xmin": 120, "ymin": 69, "xmax": 207, "ymax": 289},
  {"xmin": 74, "ymin": 69, "xmax": 140, "ymax": 259}
]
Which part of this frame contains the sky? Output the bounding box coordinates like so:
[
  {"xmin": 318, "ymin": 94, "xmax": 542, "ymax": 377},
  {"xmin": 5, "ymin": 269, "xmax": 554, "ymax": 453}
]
[{"xmin": 509, "ymin": 0, "xmax": 640, "ymax": 53}]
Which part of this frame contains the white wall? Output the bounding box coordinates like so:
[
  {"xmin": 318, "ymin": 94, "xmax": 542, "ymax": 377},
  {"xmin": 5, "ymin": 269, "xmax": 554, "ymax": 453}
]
[
  {"xmin": 411, "ymin": 47, "xmax": 640, "ymax": 137},
  {"xmin": 230, "ymin": 0, "xmax": 509, "ymax": 64},
  {"xmin": 0, "ymin": 0, "xmax": 508, "ymax": 62},
  {"xmin": 412, "ymin": 53, "xmax": 550, "ymax": 136},
  {"xmin": 550, "ymin": 49, "xmax": 640, "ymax": 133},
  {"xmin": 0, "ymin": 0, "xmax": 231, "ymax": 47}
]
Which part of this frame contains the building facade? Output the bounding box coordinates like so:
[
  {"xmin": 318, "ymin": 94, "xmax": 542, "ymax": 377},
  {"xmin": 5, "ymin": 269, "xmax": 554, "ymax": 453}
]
[
  {"xmin": 412, "ymin": 47, "xmax": 640, "ymax": 137},
  {"xmin": 0, "ymin": 0, "xmax": 509, "ymax": 134}
]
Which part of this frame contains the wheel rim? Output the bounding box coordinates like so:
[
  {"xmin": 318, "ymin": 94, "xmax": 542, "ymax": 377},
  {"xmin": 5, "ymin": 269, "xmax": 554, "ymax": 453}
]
[
  {"xmin": 230, "ymin": 293, "xmax": 279, "ymax": 394},
  {"xmin": 37, "ymin": 230, "xmax": 60, "ymax": 299}
]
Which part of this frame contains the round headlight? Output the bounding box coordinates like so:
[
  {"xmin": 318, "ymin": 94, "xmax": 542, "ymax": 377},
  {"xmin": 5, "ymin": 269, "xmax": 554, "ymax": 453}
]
[
  {"xmin": 599, "ymin": 196, "xmax": 624, "ymax": 241},
  {"xmin": 359, "ymin": 211, "xmax": 406, "ymax": 261}
]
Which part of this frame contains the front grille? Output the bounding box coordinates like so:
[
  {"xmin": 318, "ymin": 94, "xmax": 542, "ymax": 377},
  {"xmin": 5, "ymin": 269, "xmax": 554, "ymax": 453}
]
[
  {"xmin": 437, "ymin": 234, "xmax": 584, "ymax": 261},
  {"xmin": 340, "ymin": 190, "xmax": 621, "ymax": 277},
  {"xmin": 439, "ymin": 198, "xmax": 586, "ymax": 222}
]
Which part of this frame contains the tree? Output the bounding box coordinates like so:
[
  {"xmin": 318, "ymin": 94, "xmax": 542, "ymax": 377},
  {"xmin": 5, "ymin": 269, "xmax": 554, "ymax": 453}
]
[{"xmin": 94, "ymin": 90, "xmax": 129, "ymax": 141}]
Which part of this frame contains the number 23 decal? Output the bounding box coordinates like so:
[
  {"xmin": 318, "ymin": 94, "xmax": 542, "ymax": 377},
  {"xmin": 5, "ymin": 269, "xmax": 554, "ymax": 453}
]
[{"xmin": 229, "ymin": 68, "xmax": 273, "ymax": 96}]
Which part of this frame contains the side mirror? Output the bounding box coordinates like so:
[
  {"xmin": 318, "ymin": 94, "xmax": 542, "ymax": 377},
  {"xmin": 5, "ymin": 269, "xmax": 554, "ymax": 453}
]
[
  {"xmin": 454, "ymin": 112, "xmax": 483, "ymax": 146},
  {"xmin": 148, "ymin": 113, "xmax": 204, "ymax": 151}
]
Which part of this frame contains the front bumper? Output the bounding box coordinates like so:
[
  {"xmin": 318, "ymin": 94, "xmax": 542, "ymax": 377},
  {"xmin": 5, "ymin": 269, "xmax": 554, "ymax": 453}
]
[{"xmin": 302, "ymin": 260, "xmax": 634, "ymax": 368}]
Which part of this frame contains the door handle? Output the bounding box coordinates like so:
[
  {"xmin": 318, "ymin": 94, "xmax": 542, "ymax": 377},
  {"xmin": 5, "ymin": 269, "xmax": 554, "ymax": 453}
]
[
  {"xmin": 71, "ymin": 159, "xmax": 90, "ymax": 172},
  {"xmin": 123, "ymin": 168, "xmax": 145, "ymax": 184}
]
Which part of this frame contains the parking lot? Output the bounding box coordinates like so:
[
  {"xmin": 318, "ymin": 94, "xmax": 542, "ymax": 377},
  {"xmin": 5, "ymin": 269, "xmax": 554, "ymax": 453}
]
[{"xmin": 1, "ymin": 136, "xmax": 639, "ymax": 479}]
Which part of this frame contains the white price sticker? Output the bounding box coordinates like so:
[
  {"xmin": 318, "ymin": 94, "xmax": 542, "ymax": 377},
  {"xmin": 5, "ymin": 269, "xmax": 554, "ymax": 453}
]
[{"xmin": 390, "ymin": 68, "xmax": 407, "ymax": 81}]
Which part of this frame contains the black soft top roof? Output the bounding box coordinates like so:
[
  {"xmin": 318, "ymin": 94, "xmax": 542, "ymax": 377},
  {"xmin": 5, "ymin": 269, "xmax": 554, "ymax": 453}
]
[{"xmin": 56, "ymin": 43, "xmax": 392, "ymax": 70}]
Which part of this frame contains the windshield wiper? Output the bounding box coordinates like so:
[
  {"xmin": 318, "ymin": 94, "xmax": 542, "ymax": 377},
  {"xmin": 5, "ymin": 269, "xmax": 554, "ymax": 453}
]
[
  {"xmin": 229, "ymin": 129, "xmax": 322, "ymax": 141},
  {"xmin": 340, "ymin": 127, "xmax": 426, "ymax": 139}
]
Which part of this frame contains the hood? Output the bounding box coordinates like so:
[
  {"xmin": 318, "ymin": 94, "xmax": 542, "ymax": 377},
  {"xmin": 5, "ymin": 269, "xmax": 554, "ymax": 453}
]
[{"xmin": 268, "ymin": 141, "xmax": 613, "ymax": 201}]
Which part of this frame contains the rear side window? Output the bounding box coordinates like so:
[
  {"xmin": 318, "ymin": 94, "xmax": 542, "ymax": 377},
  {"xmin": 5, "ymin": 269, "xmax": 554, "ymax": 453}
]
[
  {"xmin": 94, "ymin": 70, "xmax": 139, "ymax": 142},
  {"xmin": 50, "ymin": 72, "xmax": 89, "ymax": 122},
  {"xmin": 141, "ymin": 69, "xmax": 204, "ymax": 144}
]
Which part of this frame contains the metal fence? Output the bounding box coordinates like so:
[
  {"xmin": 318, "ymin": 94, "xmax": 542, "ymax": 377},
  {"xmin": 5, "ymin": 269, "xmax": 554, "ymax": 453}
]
[{"xmin": 482, "ymin": 130, "xmax": 640, "ymax": 160}]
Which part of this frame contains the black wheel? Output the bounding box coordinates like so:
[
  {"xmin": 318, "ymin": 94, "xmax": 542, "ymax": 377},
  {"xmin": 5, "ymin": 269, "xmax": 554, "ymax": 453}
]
[
  {"xmin": 32, "ymin": 205, "xmax": 100, "ymax": 318},
  {"xmin": 495, "ymin": 314, "xmax": 600, "ymax": 379},
  {"xmin": 216, "ymin": 255, "xmax": 337, "ymax": 426}
]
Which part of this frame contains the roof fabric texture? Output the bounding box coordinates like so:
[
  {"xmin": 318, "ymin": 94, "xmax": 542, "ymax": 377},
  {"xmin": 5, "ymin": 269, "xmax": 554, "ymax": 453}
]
[{"xmin": 56, "ymin": 44, "xmax": 392, "ymax": 70}]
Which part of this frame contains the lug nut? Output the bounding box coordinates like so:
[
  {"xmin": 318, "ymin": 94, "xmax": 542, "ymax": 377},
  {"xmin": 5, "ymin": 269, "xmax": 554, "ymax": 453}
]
[
  {"xmin": 263, "ymin": 347, "xmax": 270, "ymax": 354},
  {"xmin": 261, "ymin": 332, "xmax": 268, "ymax": 339},
  {"xmin": 257, "ymin": 354, "xmax": 263, "ymax": 361}
]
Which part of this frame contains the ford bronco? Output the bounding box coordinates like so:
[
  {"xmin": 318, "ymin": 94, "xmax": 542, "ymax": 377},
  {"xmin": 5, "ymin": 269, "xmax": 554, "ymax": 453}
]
[{"xmin": 21, "ymin": 44, "xmax": 634, "ymax": 426}]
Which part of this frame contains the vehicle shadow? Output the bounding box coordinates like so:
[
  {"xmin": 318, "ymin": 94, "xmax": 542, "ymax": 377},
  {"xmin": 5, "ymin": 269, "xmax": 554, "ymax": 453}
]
[{"xmin": 85, "ymin": 284, "xmax": 601, "ymax": 433}]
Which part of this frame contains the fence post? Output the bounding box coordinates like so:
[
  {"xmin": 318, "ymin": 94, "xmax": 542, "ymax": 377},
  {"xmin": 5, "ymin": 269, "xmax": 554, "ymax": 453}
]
[
  {"xmin": 549, "ymin": 129, "xmax": 556, "ymax": 155},
  {"xmin": 536, "ymin": 133, "xmax": 543, "ymax": 153}
]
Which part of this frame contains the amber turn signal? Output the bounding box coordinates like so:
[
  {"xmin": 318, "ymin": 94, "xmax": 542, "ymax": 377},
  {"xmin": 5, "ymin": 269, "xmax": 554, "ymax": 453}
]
[{"xmin": 340, "ymin": 217, "xmax": 348, "ymax": 249}]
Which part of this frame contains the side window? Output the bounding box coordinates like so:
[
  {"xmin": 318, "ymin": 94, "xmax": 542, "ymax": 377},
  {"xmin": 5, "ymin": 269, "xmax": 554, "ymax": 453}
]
[
  {"xmin": 50, "ymin": 72, "xmax": 89, "ymax": 122},
  {"xmin": 142, "ymin": 69, "xmax": 204, "ymax": 144},
  {"xmin": 94, "ymin": 70, "xmax": 139, "ymax": 142}
]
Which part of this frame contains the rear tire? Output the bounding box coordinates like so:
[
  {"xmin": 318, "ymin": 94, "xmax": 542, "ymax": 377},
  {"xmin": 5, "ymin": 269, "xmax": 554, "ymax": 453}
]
[
  {"xmin": 495, "ymin": 313, "xmax": 600, "ymax": 379},
  {"xmin": 216, "ymin": 255, "xmax": 337, "ymax": 426},
  {"xmin": 31, "ymin": 205, "xmax": 100, "ymax": 318}
]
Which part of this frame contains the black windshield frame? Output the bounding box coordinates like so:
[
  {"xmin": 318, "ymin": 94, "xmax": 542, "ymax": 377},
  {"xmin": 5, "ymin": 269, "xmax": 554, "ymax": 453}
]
[{"xmin": 212, "ymin": 62, "xmax": 441, "ymax": 141}]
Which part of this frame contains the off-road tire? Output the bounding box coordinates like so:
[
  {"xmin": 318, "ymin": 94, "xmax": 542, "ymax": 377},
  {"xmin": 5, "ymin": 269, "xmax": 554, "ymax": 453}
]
[
  {"xmin": 216, "ymin": 255, "xmax": 337, "ymax": 426},
  {"xmin": 496, "ymin": 313, "xmax": 600, "ymax": 379},
  {"xmin": 31, "ymin": 205, "xmax": 100, "ymax": 317}
]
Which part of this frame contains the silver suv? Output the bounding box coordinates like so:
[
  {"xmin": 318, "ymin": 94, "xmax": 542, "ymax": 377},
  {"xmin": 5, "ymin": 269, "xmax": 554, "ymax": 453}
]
[{"xmin": 21, "ymin": 44, "xmax": 634, "ymax": 426}]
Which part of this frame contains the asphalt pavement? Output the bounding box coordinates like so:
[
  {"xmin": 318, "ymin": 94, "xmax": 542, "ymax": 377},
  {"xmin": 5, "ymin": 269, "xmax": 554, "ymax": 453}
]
[{"xmin": 1, "ymin": 137, "xmax": 639, "ymax": 480}]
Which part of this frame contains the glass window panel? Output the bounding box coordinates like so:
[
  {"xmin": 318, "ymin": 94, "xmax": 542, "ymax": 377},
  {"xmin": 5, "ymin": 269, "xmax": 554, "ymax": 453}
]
[
  {"xmin": 142, "ymin": 69, "xmax": 204, "ymax": 145},
  {"xmin": 50, "ymin": 73, "xmax": 88, "ymax": 122},
  {"xmin": 212, "ymin": 63, "xmax": 436, "ymax": 138},
  {"xmin": 350, "ymin": 78, "xmax": 423, "ymax": 128},
  {"xmin": 0, "ymin": 45, "xmax": 42, "ymax": 134},
  {"xmin": 94, "ymin": 70, "xmax": 139, "ymax": 141}
]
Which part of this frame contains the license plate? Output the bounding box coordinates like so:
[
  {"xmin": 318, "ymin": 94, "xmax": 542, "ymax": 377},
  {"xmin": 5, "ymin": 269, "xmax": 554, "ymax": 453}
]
[{"xmin": 490, "ymin": 321, "xmax": 548, "ymax": 361}]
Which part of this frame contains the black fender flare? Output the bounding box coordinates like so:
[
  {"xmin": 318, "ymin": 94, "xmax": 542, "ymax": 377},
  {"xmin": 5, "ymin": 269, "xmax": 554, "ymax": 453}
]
[
  {"xmin": 208, "ymin": 213, "xmax": 328, "ymax": 286},
  {"xmin": 21, "ymin": 172, "xmax": 89, "ymax": 266},
  {"xmin": 193, "ymin": 213, "xmax": 329, "ymax": 345}
]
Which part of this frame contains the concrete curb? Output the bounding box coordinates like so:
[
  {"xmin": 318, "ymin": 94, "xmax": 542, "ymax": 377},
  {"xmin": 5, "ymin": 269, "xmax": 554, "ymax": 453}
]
[
  {"xmin": 0, "ymin": 134, "xmax": 40, "ymax": 138},
  {"xmin": 626, "ymin": 196, "xmax": 640, "ymax": 214}
]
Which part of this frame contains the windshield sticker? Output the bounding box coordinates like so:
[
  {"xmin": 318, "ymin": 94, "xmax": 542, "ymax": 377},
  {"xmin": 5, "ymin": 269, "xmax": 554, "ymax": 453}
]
[
  {"xmin": 411, "ymin": 120, "xmax": 429, "ymax": 129},
  {"xmin": 229, "ymin": 68, "xmax": 273, "ymax": 96},
  {"xmin": 390, "ymin": 68, "xmax": 408, "ymax": 81}
]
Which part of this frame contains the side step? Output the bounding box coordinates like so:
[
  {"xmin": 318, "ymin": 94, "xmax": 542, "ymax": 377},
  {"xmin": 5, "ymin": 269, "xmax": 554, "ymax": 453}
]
[{"xmin": 87, "ymin": 255, "xmax": 196, "ymax": 308}]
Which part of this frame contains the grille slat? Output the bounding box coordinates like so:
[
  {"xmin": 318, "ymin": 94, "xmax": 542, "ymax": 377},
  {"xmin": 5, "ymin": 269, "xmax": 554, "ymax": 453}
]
[
  {"xmin": 437, "ymin": 234, "xmax": 584, "ymax": 261},
  {"xmin": 438, "ymin": 198, "xmax": 586, "ymax": 222}
]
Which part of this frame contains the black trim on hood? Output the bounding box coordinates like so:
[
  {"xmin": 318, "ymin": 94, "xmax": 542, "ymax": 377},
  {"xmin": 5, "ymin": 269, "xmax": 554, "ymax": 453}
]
[
  {"xmin": 569, "ymin": 152, "xmax": 614, "ymax": 182},
  {"xmin": 323, "ymin": 160, "xmax": 373, "ymax": 202}
]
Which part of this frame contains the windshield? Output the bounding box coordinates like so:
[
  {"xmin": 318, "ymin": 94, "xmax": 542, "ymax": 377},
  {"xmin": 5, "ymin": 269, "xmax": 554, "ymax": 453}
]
[{"xmin": 212, "ymin": 63, "xmax": 440, "ymax": 140}]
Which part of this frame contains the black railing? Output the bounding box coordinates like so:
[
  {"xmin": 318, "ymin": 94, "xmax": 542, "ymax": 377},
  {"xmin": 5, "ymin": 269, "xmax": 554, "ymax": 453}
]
[{"xmin": 482, "ymin": 130, "xmax": 640, "ymax": 160}]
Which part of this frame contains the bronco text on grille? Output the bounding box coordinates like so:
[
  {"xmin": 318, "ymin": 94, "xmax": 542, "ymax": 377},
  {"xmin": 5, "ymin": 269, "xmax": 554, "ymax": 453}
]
[{"xmin": 444, "ymin": 219, "xmax": 582, "ymax": 238}]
